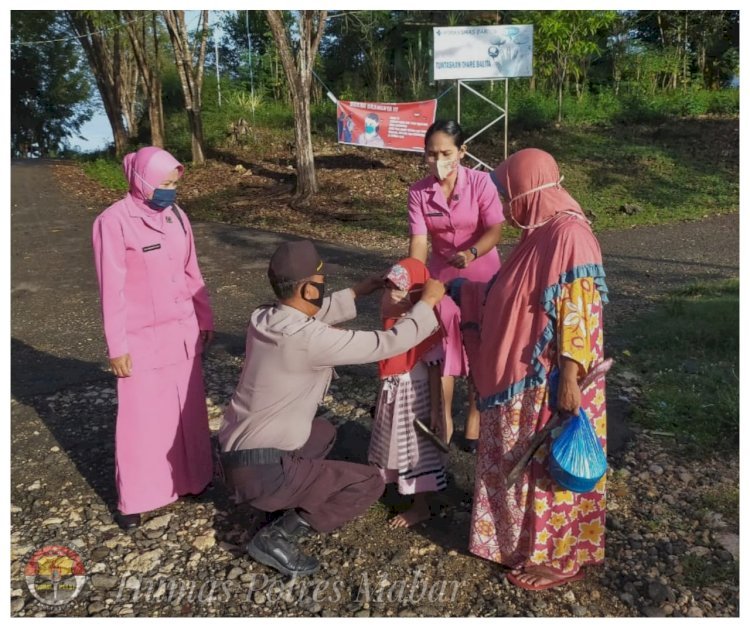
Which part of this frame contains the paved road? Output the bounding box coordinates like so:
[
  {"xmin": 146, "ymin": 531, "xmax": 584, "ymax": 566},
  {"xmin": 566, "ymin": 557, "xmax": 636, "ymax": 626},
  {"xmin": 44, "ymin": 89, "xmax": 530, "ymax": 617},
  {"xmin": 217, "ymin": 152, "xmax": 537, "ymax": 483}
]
[{"xmin": 11, "ymin": 159, "xmax": 739, "ymax": 437}]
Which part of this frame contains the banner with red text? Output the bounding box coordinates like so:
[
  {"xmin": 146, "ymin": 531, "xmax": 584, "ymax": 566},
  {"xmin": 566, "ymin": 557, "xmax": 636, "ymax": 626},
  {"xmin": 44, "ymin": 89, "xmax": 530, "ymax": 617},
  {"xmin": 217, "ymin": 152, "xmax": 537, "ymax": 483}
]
[{"xmin": 336, "ymin": 99, "xmax": 437, "ymax": 153}]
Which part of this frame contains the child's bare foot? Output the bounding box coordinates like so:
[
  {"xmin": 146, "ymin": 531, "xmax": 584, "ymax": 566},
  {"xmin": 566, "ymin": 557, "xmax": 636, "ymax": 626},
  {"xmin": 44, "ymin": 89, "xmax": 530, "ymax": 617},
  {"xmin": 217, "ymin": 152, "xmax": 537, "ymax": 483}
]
[{"xmin": 389, "ymin": 497, "xmax": 430, "ymax": 528}]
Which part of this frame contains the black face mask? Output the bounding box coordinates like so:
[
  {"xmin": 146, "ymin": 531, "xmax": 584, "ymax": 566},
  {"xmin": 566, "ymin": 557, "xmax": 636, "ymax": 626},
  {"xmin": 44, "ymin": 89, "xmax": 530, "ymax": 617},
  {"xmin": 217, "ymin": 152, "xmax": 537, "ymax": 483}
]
[{"xmin": 302, "ymin": 281, "xmax": 326, "ymax": 309}]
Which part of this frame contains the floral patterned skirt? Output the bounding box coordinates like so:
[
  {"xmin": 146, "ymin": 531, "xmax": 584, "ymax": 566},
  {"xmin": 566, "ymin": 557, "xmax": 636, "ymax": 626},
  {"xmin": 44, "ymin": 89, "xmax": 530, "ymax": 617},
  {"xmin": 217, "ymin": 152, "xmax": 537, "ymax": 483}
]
[{"xmin": 469, "ymin": 382, "xmax": 607, "ymax": 575}]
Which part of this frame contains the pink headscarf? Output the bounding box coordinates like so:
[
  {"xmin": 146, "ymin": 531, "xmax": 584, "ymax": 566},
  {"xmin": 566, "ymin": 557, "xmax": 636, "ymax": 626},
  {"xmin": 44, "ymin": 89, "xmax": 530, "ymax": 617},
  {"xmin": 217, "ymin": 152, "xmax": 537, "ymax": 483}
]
[
  {"xmin": 122, "ymin": 146, "xmax": 183, "ymax": 212},
  {"xmin": 461, "ymin": 148, "xmax": 607, "ymax": 408},
  {"xmin": 491, "ymin": 147, "xmax": 584, "ymax": 235}
]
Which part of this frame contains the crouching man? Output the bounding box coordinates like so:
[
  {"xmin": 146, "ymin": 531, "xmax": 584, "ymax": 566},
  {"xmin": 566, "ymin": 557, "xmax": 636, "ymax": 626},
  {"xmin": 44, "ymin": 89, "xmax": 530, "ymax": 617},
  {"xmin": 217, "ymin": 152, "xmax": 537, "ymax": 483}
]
[{"xmin": 218, "ymin": 240, "xmax": 445, "ymax": 577}]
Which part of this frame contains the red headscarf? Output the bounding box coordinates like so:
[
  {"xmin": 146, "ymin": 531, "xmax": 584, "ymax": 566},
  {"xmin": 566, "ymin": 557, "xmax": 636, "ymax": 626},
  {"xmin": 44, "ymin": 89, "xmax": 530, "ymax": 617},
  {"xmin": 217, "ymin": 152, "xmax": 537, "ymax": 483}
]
[
  {"xmin": 462, "ymin": 148, "xmax": 606, "ymax": 406},
  {"xmin": 378, "ymin": 258, "xmax": 441, "ymax": 378}
]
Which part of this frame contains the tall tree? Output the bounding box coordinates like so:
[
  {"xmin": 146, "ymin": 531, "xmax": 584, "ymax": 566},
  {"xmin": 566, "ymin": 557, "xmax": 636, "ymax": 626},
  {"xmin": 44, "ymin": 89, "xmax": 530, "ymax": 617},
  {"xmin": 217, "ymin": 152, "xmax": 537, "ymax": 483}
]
[
  {"xmin": 605, "ymin": 11, "xmax": 638, "ymax": 96},
  {"xmin": 266, "ymin": 10, "xmax": 327, "ymax": 206},
  {"xmin": 521, "ymin": 10, "xmax": 616, "ymax": 122},
  {"xmin": 11, "ymin": 11, "xmax": 93, "ymax": 155},
  {"xmin": 65, "ymin": 11, "xmax": 139, "ymax": 156},
  {"xmin": 163, "ymin": 10, "xmax": 209, "ymax": 164},
  {"xmin": 217, "ymin": 11, "xmax": 276, "ymax": 83},
  {"xmin": 124, "ymin": 11, "xmax": 165, "ymax": 146}
]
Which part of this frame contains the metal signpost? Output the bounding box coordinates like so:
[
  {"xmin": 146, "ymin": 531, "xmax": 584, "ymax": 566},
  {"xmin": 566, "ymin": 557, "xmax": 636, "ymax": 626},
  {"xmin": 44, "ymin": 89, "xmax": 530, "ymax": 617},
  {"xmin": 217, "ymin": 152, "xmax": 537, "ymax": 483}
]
[{"xmin": 433, "ymin": 24, "xmax": 534, "ymax": 169}]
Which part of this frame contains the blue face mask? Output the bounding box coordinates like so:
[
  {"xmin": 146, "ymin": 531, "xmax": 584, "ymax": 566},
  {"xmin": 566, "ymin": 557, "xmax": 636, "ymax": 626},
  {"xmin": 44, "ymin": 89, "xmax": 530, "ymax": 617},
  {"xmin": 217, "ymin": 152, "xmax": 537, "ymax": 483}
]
[
  {"xmin": 147, "ymin": 188, "xmax": 177, "ymax": 211},
  {"xmin": 365, "ymin": 123, "xmax": 377, "ymax": 134}
]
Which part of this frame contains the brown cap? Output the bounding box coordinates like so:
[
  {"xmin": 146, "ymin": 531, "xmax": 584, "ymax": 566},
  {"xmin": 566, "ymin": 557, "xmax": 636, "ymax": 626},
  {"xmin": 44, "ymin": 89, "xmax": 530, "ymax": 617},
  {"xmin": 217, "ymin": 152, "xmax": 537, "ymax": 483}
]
[{"xmin": 268, "ymin": 240, "xmax": 324, "ymax": 284}]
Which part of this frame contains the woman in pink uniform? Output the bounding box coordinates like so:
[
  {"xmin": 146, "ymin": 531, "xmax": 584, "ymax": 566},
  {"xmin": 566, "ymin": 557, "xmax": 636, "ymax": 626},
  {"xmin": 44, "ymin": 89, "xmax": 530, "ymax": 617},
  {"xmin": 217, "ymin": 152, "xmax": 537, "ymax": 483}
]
[
  {"xmin": 408, "ymin": 120, "xmax": 504, "ymax": 451},
  {"xmin": 93, "ymin": 146, "xmax": 215, "ymax": 530}
]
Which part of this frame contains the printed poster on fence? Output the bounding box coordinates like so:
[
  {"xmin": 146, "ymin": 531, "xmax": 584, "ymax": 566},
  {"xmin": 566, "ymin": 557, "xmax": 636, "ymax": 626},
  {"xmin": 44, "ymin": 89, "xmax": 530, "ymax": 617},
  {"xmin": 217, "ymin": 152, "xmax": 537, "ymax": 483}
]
[
  {"xmin": 433, "ymin": 25, "xmax": 533, "ymax": 80},
  {"xmin": 336, "ymin": 99, "xmax": 437, "ymax": 153}
]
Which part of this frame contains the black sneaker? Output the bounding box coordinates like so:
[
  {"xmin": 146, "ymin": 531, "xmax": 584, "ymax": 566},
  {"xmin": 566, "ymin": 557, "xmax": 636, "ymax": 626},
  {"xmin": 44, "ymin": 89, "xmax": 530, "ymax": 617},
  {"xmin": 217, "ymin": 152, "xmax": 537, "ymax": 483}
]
[
  {"xmin": 275, "ymin": 509, "xmax": 314, "ymax": 541},
  {"xmin": 246, "ymin": 525, "xmax": 319, "ymax": 577},
  {"xmin": 114, "ymin": 511, "xmax": 141, "ymax": 530}
]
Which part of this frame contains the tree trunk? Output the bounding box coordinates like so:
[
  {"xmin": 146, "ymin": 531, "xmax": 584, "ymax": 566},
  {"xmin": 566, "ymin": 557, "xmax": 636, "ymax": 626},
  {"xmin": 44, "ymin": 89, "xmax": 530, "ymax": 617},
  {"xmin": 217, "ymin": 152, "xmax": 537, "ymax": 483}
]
[
  {"xmin": 682, "ymin": 11, "xmax": 689, "ymax": 89},
  {"xmin": 149, "ymin": 84, "xmax": 165, "ymax": 148},
  {"xmin": 120, "ymin": 47, "xmax": 140, "ymax": 139},
  {"xmin": 266, "ymin": 10, "xmax": 327, "ymax": 206},
  {"xmin": 557, "ymin": 57, "xmax": 568, "ymax": 124},
  {"xmin": 292, "ymin": 94, "xmax": 316, "ymax": 203},
  {"xmin": 187, "ymin": 109, "xmax": 205, "ymax": 164},
  {"xmin": 153, "ymin": 14, "xmax": 165, "ymax": 147},
  {"xmin": 124, "ymin": 10, "xmax": 164, "ymax": 147},
  {"xmin": 163, "ymin": 10, "xmax": 209, "ymax": 164},
  {"xmin": 66, "ymin": 11, "xmax": 129, "ymax": 156},
  {"xmin": 674, "ymin": 19, "xmax": 682, "ymax": 90},
  {"xmin": 656, "ymin": 12, "xmax": 666, "ymax": 47}
]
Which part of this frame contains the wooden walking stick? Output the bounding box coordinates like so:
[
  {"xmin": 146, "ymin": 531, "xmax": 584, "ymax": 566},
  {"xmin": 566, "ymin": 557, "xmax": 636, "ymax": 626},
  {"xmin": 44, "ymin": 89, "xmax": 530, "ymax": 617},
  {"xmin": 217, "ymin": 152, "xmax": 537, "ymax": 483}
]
[{"xmin": 505, "ymin": 358, "xmax": 614, "ymax": 490}]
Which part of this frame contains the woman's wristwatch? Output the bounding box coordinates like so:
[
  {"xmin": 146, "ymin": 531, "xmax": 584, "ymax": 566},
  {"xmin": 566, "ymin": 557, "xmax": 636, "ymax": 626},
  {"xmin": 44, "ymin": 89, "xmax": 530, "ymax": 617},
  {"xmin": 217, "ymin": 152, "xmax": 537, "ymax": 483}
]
[{"xmin": 469, "ymin": 246, "xmax": 478, "ymax": 261}]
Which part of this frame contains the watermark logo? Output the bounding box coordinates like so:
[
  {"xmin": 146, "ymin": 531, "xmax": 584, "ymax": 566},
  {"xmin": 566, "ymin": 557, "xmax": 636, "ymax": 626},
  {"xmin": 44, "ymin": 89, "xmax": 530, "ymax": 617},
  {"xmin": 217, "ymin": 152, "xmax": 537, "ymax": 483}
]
[
  {"xmin": 112, "ymin": 570, "xmax": 461, "ymax": 609},
  {"xmin": 24, "ymin": 545, "xmax": 87, "ymax": 607}
]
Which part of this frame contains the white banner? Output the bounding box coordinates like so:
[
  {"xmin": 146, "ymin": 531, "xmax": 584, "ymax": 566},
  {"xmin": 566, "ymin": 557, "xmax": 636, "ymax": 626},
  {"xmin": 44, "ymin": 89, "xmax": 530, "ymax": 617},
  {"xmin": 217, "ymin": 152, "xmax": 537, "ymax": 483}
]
[{"xmin": 433, "ymin": 25, "xmax": 533, "ymax": 80}]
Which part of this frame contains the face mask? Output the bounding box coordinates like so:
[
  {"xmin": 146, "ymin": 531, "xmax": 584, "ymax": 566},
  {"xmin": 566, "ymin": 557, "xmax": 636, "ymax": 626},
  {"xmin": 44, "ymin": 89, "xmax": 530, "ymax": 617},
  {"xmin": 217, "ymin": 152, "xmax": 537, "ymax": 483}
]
[
  {"xmin": 508, "ymin": 176, "xmax": 564, "ymax": 206},
  {"xmin": 303, "ymin": 281, "xmax": 326, "ymax": 309},
  {"xmin": 147, "ymin": 188, "xmax": 177, "ymax": 211},
  {"xmin": 365, "ymin": 123, "xmax": 377, "ymax": 134},
  {"xmin": 508, "ymin": 176, "xmax": 576, "ymax": 230},
  {"xmin": 431, "ymin": 158, "xmax": 457, "ymax": 182}
]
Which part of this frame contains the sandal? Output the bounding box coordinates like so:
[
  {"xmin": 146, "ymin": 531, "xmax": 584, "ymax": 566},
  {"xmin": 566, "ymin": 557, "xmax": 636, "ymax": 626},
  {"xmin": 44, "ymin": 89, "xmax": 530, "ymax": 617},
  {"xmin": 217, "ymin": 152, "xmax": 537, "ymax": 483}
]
[{"xmin": 506, "ymin": 567, "xmax": 585, "ymax": 591}]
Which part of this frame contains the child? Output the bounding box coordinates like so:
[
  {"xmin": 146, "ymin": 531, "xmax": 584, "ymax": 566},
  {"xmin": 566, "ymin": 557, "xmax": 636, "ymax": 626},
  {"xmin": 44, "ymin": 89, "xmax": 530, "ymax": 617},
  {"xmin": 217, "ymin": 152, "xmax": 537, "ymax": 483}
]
[{"xmin": 368, "ymin": 258, "xmax": 449, "ymax": 528}]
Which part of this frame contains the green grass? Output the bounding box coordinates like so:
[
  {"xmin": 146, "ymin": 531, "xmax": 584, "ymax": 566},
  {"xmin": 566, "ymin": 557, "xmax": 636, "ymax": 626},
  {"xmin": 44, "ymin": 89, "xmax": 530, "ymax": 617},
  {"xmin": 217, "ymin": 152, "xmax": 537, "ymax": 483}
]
[
  {"xmin": 680, "ymin": 553, "xmax": 739, "ymax": 589},
  {"xmin": 697, "ymin": 486, "xmax": 739, "ymax": 526},
  {"xmin": 512, "ymin": 119, "xmax": 738, "ymax": 230},
  {"xmin": 616, "ymin": 279, "xmax": 738, "ymax": 455},
  {"xmin": 81, "ymin": 158, "xmax": 128, "ymax": 192}
]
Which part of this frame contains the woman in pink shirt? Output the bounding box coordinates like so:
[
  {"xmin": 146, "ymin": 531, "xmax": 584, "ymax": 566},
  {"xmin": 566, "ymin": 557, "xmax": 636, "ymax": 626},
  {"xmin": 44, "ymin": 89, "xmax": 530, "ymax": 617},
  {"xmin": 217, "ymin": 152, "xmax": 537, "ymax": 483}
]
[
  {"xmin": 408, "ymin": 120, "xmax": 504, "ymax": 451},
  {"xmin": 92, "ymin": 146, "xmax": 214, "ymax": 530}
]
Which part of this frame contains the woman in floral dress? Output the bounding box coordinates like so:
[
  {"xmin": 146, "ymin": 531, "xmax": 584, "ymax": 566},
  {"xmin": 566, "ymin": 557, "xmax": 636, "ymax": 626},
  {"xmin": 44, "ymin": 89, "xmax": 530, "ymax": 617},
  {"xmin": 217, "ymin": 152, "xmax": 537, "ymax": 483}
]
[{"xmin": 454, "ymin": 148, "xmax": 609, "ymax": 590}]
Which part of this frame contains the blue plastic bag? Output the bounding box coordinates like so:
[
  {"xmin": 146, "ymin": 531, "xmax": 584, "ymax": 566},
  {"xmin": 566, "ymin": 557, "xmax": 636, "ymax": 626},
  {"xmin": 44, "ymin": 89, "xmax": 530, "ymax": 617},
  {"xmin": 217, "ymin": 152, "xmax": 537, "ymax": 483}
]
[{"xmin": 549, "ymin": 408, "xmax": 607, "ymax": 493}]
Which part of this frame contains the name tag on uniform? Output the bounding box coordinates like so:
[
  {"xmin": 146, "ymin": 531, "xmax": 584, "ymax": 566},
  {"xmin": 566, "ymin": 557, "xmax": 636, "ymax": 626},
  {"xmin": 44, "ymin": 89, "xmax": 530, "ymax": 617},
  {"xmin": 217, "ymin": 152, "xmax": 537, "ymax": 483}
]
[
  {"xmin": 426, "ymin": 212, "xmax": 444, "ymax": 217},
  {"xmin": 142, "ymin": 244, "xmax": 161, "ymax": 252}
]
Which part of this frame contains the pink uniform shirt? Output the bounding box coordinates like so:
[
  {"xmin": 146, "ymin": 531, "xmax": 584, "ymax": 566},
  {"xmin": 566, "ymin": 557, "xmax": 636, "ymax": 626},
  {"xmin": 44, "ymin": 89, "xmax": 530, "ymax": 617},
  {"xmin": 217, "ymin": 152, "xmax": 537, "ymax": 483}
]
[
  {"xmin": 93, "ymin": 200, "xmax": 213, "ymax": 372},
  {"xmin": 408, "ymin": 165, "xmax": 504, "ymax": 283},
  {"xmin": 92, "ymin": 148, "xmax": 213, "ymax": 373}
]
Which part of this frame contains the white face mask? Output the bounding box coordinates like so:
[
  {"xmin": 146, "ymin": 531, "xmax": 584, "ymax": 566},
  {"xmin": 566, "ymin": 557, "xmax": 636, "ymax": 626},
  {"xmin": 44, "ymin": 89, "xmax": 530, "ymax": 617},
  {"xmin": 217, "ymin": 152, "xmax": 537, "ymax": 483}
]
[
  {"xmin": 508, "ymin": 176, "xmax": 576, "ymax": 230},
  {"xmin": 433, "ymin": 158, "xmax": 457, "ymax": 181},
  {"xmin": 509, "ymin": 176, "xmax": 564, "ymax": 205}
]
